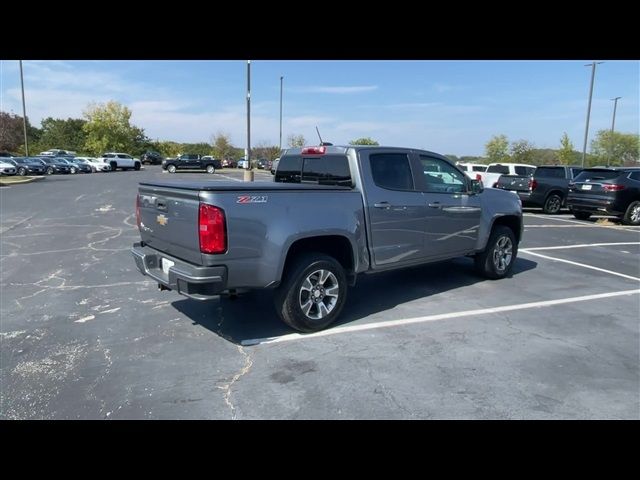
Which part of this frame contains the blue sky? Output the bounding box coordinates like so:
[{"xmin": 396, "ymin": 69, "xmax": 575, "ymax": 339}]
[{"xmin": 0, "ymin": 60, "xmax": 638, "ymax": 156}]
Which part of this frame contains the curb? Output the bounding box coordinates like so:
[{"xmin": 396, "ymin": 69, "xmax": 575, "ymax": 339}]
[{"xmin": 0, "ymin": 176, "xmax": 46, "ymax": 186}]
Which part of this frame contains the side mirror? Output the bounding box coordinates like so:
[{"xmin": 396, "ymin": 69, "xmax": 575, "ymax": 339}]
[{"xmin": 470, "ymin": 179, "xmax": 484, "ymax": 194}]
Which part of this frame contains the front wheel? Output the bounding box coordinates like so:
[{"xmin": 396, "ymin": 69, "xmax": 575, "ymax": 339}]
[
  {"xmin": 167, "ymin": 164, "xmax": 177, "ymax": 173},
  {"xmin": 17, "ymin": 167, "xmax": 27, "ymax": 176},
  {"xmin": 70, "ymin": 166, "xmax": 77, "ymax": 174},
  {"xmin": 475, "ymin": 225, "xmax": 517, "ymax": 280},
  {"xmin": 543, "ymin": 194, "xmax": 562, "ymax": 214},
  {"xmin": 573, "ymin": 211, "xmax": 591, "ymax": 221},
  {"xmin": 110, "ymin": 161, "xmax": 118, "ymax": 171},
  {"xmin": 46, "ymin": 167, "xmax": 54, "ymax": 175},
  {"xmin": 274, "ymin": 253, "xmax": 348, "ymax": 333},
  {"xmin": 206, "ymin": 164, "xmax": 215, "ymax": 174},
  {"xmin": 134, "ymin": 162, "xmax": 141, "ymax": 171},
  {"xmin": 622, "ymin": 201, "xmax": 640, "ymax": 226}
]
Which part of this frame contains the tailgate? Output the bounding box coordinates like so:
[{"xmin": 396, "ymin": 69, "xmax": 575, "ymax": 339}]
[
  {"xmin": 138, "ymin": 185, "xmax": 203, "ymax": 265},
  {"xmin": 495, "ymin": 175, "xmax": 530, "ymax": 193}
]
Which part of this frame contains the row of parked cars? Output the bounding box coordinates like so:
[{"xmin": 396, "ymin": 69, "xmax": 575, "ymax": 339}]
[{"xmin": 454, "ymin": 161, "xmax": 640, "ymax": 225}]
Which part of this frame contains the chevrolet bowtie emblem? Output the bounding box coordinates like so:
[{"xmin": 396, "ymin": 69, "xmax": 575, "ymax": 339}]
[{"xmin": 157, "ymin": 214, "xmax": 168, "ymax": 226}]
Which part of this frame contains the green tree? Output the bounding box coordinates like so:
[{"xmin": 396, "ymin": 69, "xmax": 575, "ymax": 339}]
[
  {"xmin": 211, "ymin": 132, "xmax": 235, "ymax": 160},
  {"xmin": 38, "ymin": 117, "xmax": 87, "ymax": 153},
  {"xmin": 510, "ymin": 139, "xmax": 535, "ymax": 164},
  {"xmin": 485, "ymin": 134, "xmax": 510, "ymax": 163},
  {"xmin": 558, "ymin": 132, "xmax": 575, "ymax": 165},
  {"xmin": 349, "ymin": 137, "xmax": 379, "ymax": 145},
  {"xmin": 0, "ymin": 111, "xmax": 26, "ymax": 152},
  {"xmin": 82, "ymin": 101, "xmax": 145, "ymax": 155},
  {"xmin": 590, "ymin": 130, "xmax": 639, "ymax": 166},
  {"xmin": 444, "ymin": 154, "xmax": 460, "ymax": 163},
  {"xmin": 252, "ymin": 141, "xmax": 281, "ymax": 161},
  {"xmin": 287, "ymin": 134, "xmax": 306, "ymax": 148}
]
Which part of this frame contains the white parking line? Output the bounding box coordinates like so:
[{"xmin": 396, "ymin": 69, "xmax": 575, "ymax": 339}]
[
  {"xmin": 215, "ymin": 174, "xmax": 242, "ymax": 182},
  {"xmin": 519, "ymin": 250, "xmax": 640, "ymax": 282},
  {"xmin": 524, "ymin": 242, "xmax": 640, "ymax": 251},
  {"xmin": 525, "ymin": 214, "xmax": 640, "ymax": 231},
  {"xmin": 241, "ymin": 288, "xmax": 640, "ymax": 346}
]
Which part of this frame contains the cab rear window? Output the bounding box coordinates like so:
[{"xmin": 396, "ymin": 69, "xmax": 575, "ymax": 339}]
[{"xmin": 275, "ymin": 155, "xmax": 352, "ymax": 186}]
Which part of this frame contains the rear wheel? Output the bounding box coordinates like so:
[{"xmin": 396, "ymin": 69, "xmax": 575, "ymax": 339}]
[
  {"xmin": 46, "ymin": 167, "xmax": 54, "ymax": 175},
  {"xmin": 573, "ymin": 211, "xmax": 591, "ymax": 221},
  {"xmin": 110, "ymin": 161, "xmax": 117, "ymax": 171},
  {"xmin": 206, "ymin": 164, "xmax": 215, "ymax": 174},
  {"xmin": 622, "ymin": 201, "xmax": 640, "ymax": 226},
  {"xmin": 475, "ymin": 225, "xmax": 517, "ymax": 279},
  {"xmin": 543, "ymin": 193, "xmax": 562, "ymax": 214},
  {"xmin": 274, "ymin": 253, "xmax": 347, "ymax": 333},
  {"xmin": 70, "ymin": 166, "xmax": 77, "ymax": 174},
  {"xmin": 17, "ymin": 167, "xmax": 26, "ymax": 176},
  {"xmin": 134, "ymin": 162, "xmax": 141, "ymax": 171},
  {"xmin": 167, "ymin": 164, "xmax": 177, "ymax": 173}
]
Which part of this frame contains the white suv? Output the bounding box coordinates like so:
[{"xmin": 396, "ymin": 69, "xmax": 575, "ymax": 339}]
[{"xmin": 97, "ymin": 153, "xmax": 141, "ymax": 171}]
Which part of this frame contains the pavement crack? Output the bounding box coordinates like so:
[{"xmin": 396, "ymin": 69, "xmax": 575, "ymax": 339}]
[{"xmin": 218, "ymin": 345, "xmax": 253, "ymax": 420}]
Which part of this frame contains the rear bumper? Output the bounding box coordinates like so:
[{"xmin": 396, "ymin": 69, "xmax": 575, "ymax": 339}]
[
  {"xmin": 131, "ymin": 242, "xmax": 227, "ymax": 300},
  {"xmin": 567, "ymin": 195, "xmax": 626, "ymax": 216}
]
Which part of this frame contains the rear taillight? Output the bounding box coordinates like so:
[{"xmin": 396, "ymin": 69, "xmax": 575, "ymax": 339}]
[
  {"xmin": 301, "ymin": 146, "xmax": 326, "ymax": 155},
  {"xmin": 136, "ymin": 194, "xmax": 141, "ymax": 227},
  {"xmin": 475, "ymin": 173, "xmax": 482, "ymax": 181},
  {"xmin": 528, "ymin": 178, "xmax": 538, "ymax": 191},
  {"xmin": 199, "ymin": 203, "xmax": 227, "ymax": 254},
  {"xmin": 602, "ymin": 184, "xmax": 625, "ymax": 191}
]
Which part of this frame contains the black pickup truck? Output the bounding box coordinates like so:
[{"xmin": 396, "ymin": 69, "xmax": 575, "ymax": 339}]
[
  {"xmin": 162, "ymin": 154, "xmax": 218, "ymax": 174},
  {"xmin": 495, "ymin": 165, "xmax": 583, "ymax": 214}
]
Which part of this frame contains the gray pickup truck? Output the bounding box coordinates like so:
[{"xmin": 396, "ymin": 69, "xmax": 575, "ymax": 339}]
[{"xmin": 132, "ymin": 145, "xmax": 523, "ymax": 332}]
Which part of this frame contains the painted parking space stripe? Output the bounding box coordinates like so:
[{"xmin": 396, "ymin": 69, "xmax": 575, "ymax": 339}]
[
  {"xmin": 241, "ymin": 288, "xmax": 640, "ymax": 346},
  {"xmin": 525, "ymin": 213, "xmax": 640, "ymax": 231},
  {"xmin": 519, "ymin": 249, "xmax": 640, "ymax": 282},
  {"xmin": 524, "ymin": 242, "xmax": 640, "ymax": 251}
]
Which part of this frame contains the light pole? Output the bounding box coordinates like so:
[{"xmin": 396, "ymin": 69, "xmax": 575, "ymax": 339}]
[
  {"xmin": 279, "ymin": 76, "xmax": 283, "ymax": 152},
  {"xmin": 607, "ymin": 96, "xmax": 622, "ymax": 167},
  {"xmin": 581, "ymin": 61, "xmax": 604, "ymax": 168},
  {"xmin": 19, "ymin": 60, "xmax": 29, "ymax": 156},
  {"xmin": 244, "ymin": 60, "xmax": 253, "ymax": 182}
]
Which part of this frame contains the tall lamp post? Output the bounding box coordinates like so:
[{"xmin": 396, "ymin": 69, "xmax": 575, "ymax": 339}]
[
  {"xmin": 19, "ymin": 60, "xmax": 29, "ymax": 156},
  {"xmin": 244, "ymin": 60, "xmax": 253, "ymax": 182},
  {"xmin": 279, "ymin": 76, "xmax": 284, "ymax": 152},
  {"xmin": 607, "ymin": 96, "xmax": 622, "ymax": 167},
  {"xmin": 581, "ymin": 61, "xmax": 604, "ymax": 167}
]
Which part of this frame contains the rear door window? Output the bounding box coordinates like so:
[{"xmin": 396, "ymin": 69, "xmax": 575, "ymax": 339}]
[{"xmin": 369, "ymin": 153, "xmax": 415, "ymax": 191}]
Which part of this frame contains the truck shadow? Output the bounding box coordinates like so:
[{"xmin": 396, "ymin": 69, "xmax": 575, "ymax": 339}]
[{"xmin": 171, "ymin": 257, "xmax": 537, "ymax": 345}]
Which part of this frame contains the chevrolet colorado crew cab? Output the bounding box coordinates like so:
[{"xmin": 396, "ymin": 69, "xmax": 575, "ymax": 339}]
[{"xmin": 132, "ymin": 145, "xmax": 523, "ymax": 332}]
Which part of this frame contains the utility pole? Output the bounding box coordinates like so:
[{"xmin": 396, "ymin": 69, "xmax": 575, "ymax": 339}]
[
  {"xmin": 19, "ymin": 60, "xmax": 29, "ymax": 156},
  {"xmin": 608, "ymin": 96, "xmax": 621, "ymax": 167},
  {"xmin": 581, "ymin": 61, "xmax": 604, "ymax": 167},
  {"xmin": 244, "ymin": 60, "xmax": 253, "ymax": 182},
  {"xmin": 279, "ymin": 76, "xmax": 284, "ymax": 153}
]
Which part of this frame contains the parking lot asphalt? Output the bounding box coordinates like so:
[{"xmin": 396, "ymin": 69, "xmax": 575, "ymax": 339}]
[{"xmin": 1, "ymin": 167, "xmax": 639, "ymax": 419}]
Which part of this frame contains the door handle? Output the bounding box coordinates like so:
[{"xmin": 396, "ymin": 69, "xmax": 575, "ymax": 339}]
[
  {"xmin": 428, "ymin": 202, "xmax": 441, "ymax": 208},
  {"xmin": 374, "ymin": 202, "xmax": 391, "ymax": 209}
]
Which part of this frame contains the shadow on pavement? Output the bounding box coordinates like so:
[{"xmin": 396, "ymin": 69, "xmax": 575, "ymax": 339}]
[{"xmin": 171, "ymin": 257, "xmax": 538, "ymax": 345}]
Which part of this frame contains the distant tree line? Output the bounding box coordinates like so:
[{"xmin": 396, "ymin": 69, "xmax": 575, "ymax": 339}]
[{"xmin": 1, "ymin": 102, "xmax": 637, "ymax": 167}]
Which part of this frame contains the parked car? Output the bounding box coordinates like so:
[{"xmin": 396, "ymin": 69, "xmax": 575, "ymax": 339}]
[
  {"xmin": 162, "ymin": 154, "xmax": 218, "ymax": 174},
  {"xmin": 63, "ymin": 158, "xmax": 93, "ymax": 174},
  {"xmin": 237, "ymin": 159, "xmax": 249, "ymax": 169},
  {"xmin": 567, "ymin": 167, "xmax": 640, "ymax": 225},
  {"xmin": 456, "ymin": 162, "xmax": 488, "ymax": 180},
  {"xmin": 7, "ymin": 157, "xmax": 47, "ymax": 176},
  {"xmin": 495, "ymin": 165, "xmax": 583, "ymax": 214},
  {"xmin": 256, "ymin": 158, "xmax": 271, "ymax": 170},
  {"xmin": 132, "ymin": 144, "xmax": 522, "ymax": 333},
  {"xmin": 479, "ymin": 163, "xmax": 537, "ymax": 188},
  {"xmin": 201, "ymin": 156, "xmax": 223, "ymax": 170},
  {"xmin": 39, "ymin": 149, "xmax": 76, "ymax": 156},
  {"xmin": 222, "ymin": 159, "xmax": 237, "ymax": 168},
  {"xmin": 141, "ymin": 151, "xmax": 163, "ymax": 165},
  {"xmin": 270, "ymin": 158, "xmax": 280, "ymax": 175},
  {"xmin": 35, "ymin": 157, "xmax": 73, "ymax": 174},
  {"xmin": 96, "ymin": 153, "xmax": 141, "ymax": 171},
  {"xmin": 0, "ymin": 151, "xmax": 16, "ymax": 158},
  {"xmin": 0, "ymin": 160, "xmax": 17, "ymax": 176}
]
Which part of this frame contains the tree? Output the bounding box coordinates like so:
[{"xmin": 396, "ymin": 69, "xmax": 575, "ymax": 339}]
[
  {"xmin": 485, "ymin": 134, "xmax": 510, "ymax": 163},
  {"xmin": 510, "ymin": 139, "xmax": 535, "ymax": 164},
  {"xmin": 0, "ymin": 111, "xmax": 26, "ymax": 152},
  {"xmin": 590, "ymin": 130, "xmax": 639, "ymax": 166},
  {"xmin": 557, "ymin": 132, "xmax": 575, "ymax": 165},
  {"xmin": 287, "ymin": 134, "xmax": 306, "ymax": 148},
  {"xmin": 349, "ymin": 137, "xmax": 379, "ymax": 145},
  {"xmin": 38, "ymin": 117, "xmax": 87, "ymax": 153},
  {"xmin": 252, "ymin": 141, "xmax": 281, "ymax": 161},
  {"xmin": 211, "ymin": 132, "xmax": 235, "ymax": 160},
  {"xmin": 82, "ymin": 101, "xmax": 145, "ymax": 155}
]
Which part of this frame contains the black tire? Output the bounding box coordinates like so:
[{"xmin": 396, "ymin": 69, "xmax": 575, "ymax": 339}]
[
  {"xmin": 17, "ymin": 167, "xmax": 26, "ymax": 176},
  {"xmin": 110, "ymin": 161, "xmax": 118, "ymax": 171},
  {"xmin": 274, "ymin": 252, "xmax": 348, "ymax": 333},
  {"xmin": 543, "ymin": 193, "xmax": 562, "ymax": 214},
  {"xmin": 70, "ymin": 166, "xmax": 77, "ymax": 174},
  {"xmin": 573, "ymin": 211, "xmax": 591, "ymax": 221},
  {"xmin": 622, "ymin": 200, "xmax": 640, "ymax": 226},
  {"xmin": 206, "ymin": 164, "xmax": 215, "ymax": 174},
  {"xmin": 474, "ymin": 225, "xmax": 517, "ymax": 280},
  {"xmin": 46, "ymin": 167, "xmax": 54, "ymax": 175},
  {"xmin": 134, "ymin": 162, "xmax": 141, "ymax": 171},
  {"xmin": 167, "ymin": 164, "xmax": 177, "ymax": 173}
]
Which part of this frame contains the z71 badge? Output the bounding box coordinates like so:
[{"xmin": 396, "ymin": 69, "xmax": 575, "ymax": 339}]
[{"xmin": 237, "ymin": 195, "xmax": 268, "ymax": 204}]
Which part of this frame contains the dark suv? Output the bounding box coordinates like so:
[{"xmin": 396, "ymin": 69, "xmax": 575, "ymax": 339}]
[
  {"xmin": 525, "ymin": 165, "xmax": 582, "ymax": 214},
  {"xmin": 141, "ymin": 151, "xmax": 163, "ymax": 165},
  {"xmin": 567, "ymin": 167, "xmax": 640, "ymax": 225}
]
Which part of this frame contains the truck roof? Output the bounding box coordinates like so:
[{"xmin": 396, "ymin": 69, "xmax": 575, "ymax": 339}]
[{"xmin": 284, "ymin": 145, "xmax": 449, "ymax": 159}]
